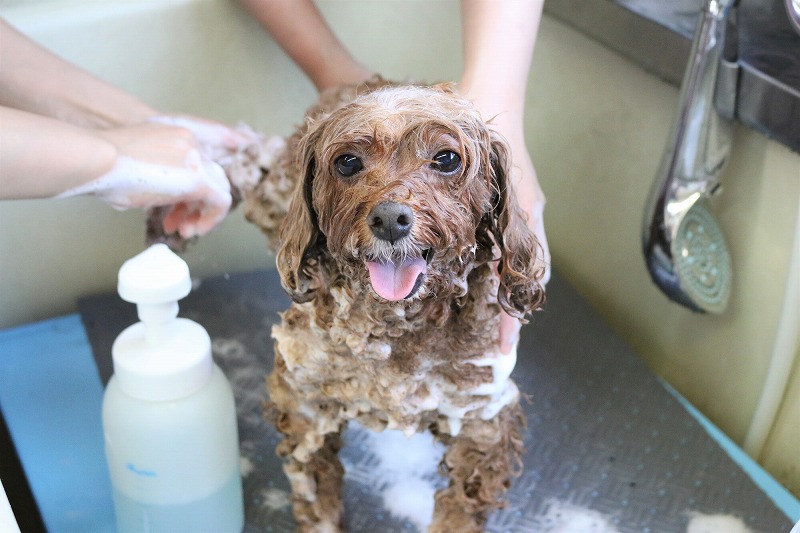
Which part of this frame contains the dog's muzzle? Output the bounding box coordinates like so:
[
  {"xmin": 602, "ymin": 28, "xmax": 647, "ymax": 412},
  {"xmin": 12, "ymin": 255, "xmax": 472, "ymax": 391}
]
[{"xmin": 366, "ymin": 201, "xmax": 428, "ymax": 301}]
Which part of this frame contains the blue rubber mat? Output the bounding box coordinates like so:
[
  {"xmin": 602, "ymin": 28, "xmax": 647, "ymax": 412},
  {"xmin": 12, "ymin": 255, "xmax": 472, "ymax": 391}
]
[{"xmin": 0, "ymin": 315, "xmax": 115, "ymax": 532}]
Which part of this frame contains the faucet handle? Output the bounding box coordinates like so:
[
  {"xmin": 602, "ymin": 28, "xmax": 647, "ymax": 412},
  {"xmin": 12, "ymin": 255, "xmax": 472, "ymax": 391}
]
[{"xmin": 715, "ymin": 0, "xmax": 739, "ymax": 121}]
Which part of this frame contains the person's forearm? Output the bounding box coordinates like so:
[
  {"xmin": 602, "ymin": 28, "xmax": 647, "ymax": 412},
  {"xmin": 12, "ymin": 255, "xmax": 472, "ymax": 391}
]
[
  {"xmin": 459, "ymin": 0, "xmax": 544, "ymax": 122},
  {"xmin": 236, "ymin": 0, "xmax": 372, "ymax": 91},
  {"xmin": 0, "ymin": 18, "xmax": 156, "ymax": 128},
  {"xmin": 0, "ymin": 106, "xmax": 117, "ymax": 198},
  {"xmin": 459, "ymin": 0, "xmax": 550, "ymax": 289}
]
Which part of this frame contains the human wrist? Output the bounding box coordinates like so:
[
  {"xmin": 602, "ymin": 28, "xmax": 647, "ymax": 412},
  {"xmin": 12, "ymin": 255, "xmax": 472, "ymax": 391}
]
[
  {"xmin": 65, "ymin": 93, "xmax": 157, "ymax": 129},
  {"xmin": 51, "ymin": 126, "xmax": 119, "ymax": 195},
  {"xmin": 458, "ymin": 80, "xmax": 525, "ymax": 127},
  {"xmin": 0, "ymin": 106, "xmax": 119, "ymax": 199},
  {"xmin": 310, "ymin": 55, "xmax": 374, "ymax": 92}
]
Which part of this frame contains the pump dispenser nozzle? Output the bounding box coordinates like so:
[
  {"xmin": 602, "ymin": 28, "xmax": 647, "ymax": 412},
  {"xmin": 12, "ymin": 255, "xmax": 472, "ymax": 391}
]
[
  {"xmin": 112, "ymin": 244, "xmax": 212, "ymax": 401},
  {"xmin": 118, "ymin": 243, "xmax": 191, "ymax": 344}
]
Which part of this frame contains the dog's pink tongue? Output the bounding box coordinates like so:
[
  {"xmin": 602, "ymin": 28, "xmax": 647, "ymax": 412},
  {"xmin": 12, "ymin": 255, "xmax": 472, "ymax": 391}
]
[{"xmin": 367, "ymin": 257, "xmax": 427, "ymax": 301}]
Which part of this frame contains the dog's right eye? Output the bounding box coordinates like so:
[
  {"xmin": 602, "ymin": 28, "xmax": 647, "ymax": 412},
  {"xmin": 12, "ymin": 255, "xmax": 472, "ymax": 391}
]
[
  {"xmin": 334, "ymin": 154, "xmax": 363, "ymax": 177},
  {"xmin": 431, "ymin": 150, "xmax": 462, "ymax": 175}
]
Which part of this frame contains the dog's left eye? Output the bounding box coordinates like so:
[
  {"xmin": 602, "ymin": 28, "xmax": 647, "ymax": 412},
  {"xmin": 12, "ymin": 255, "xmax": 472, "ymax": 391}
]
[
  {"xmin": 431, "ymin": 150, "xmax": 462, "ymax": 174},
  {"xmin": 334, "ymin": 154, "xmax": 363, "ymax": 177}
]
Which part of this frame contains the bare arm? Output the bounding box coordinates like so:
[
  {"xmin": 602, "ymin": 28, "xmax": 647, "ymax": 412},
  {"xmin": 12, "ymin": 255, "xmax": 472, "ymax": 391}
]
[
  {"xmin": 236, "ymin": 0, "xmax": 373, "ymax": 91},
  {"xmin": 0, "ymin": 19, "xmax": 254, "ymax": 237},
  {"xmin": 0, "ymin": 106, "xmax": 233, "ymax": 238},
  {"xmin": 459, "ymin": 0, "xmax": 549, "ymax": 278},
  {"xmin": 0, "ymin": 106, "xmax": 117, "ymax": 198},
  {"xmin": 460, "ymin": 0, "xmax": 543, "ymax": 124},
  {"xmin": 0, "ymin": 18, "xmax": 156, "ymax": 128}
]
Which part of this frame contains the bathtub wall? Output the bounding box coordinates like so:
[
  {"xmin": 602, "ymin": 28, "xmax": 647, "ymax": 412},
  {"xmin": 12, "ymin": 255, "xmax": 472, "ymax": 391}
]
[
  {"xmin": 0, "ymin": 0, "xmax": 797, "ymax": 497},
  {"xmin": 527, "ymin": 15, "xmax": 800, "ymax": 497}
]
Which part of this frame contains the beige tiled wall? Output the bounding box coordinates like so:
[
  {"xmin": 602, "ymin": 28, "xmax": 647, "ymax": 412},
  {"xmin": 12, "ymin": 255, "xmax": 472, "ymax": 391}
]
[{"xmin": 1, "ymin": 0, "xmax": 797, "ymax": 498}]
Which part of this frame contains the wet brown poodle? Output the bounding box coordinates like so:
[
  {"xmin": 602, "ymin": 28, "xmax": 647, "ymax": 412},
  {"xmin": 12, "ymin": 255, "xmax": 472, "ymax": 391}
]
[{"xmin": 242, "ymin": 78, "xmax": 546, "ymax": 532}]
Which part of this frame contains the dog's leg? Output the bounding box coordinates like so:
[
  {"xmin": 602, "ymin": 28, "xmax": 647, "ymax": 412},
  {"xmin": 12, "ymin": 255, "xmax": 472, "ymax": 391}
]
[
  {"xmin": 280, "ymin": 430, "xmax": 345, "ymax": 533},
  {"xmin": 267, "ymin": 354, "xmax": 346, "ymax": 533},
  {"xmin": 429, "ymin": 401, "xmax": 525, "ymax": 533}
]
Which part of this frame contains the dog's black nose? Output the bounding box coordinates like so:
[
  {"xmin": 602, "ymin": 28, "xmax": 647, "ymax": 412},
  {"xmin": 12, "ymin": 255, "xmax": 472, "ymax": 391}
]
[{"xmin": 368, "ymin": 201, "xmax": 414, "ymax": 243}]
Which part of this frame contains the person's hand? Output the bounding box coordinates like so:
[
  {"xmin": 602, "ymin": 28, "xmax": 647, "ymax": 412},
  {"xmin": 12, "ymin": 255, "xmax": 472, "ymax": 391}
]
[
  {"xmin": 58, "ymin": 122, "xmax": 234, "ymax": 239},
  {"xmin": 148, "ymin": 114, "xmax": 260, "ymax": 164}
]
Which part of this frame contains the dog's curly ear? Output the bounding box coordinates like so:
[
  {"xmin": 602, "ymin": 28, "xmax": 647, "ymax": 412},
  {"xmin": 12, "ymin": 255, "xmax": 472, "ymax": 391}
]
[
  {"xmin": 275, "ymin": 127, "xmax": 327, "ymax": 303},
  {"xmin": 483, "ymin": 133, "xmax": 546, "ymax": 319}
]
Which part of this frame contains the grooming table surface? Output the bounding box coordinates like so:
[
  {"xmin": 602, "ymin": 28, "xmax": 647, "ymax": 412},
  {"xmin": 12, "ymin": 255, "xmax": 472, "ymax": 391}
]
[{"xmin": 2, "ymin": 269, "xmax": 798, "ymax": 532}]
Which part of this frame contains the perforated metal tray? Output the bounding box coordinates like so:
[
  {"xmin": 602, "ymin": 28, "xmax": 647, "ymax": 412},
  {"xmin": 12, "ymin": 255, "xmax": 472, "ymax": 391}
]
[{"xmin": 79, "ymin": 269, "xmax": 795, "ymax": 532}]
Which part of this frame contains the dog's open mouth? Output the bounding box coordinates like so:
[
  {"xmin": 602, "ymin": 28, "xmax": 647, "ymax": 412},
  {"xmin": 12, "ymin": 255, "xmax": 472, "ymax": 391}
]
[{"xmin": 366, "ymin": 249, "xmax": 433, "ymax": 301}]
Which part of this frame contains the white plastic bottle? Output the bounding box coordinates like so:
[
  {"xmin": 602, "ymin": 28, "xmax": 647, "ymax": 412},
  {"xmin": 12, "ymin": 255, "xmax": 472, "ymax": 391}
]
[{"xmin": 102, "ymin": 244, "xmax": 244, "ymax": 532}]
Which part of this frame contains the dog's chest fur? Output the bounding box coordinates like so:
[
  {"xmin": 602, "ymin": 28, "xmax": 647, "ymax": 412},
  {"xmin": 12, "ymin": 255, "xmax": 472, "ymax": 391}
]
[{"xmin": 270, "ymin": 262, "xmax": 508, "ymax": 435}]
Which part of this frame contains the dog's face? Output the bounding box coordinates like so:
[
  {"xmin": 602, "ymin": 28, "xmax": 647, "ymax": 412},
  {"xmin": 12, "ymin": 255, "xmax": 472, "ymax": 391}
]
[{"xmin": 278, "ymin": 84, "xmax": 544, "ymax": 318}]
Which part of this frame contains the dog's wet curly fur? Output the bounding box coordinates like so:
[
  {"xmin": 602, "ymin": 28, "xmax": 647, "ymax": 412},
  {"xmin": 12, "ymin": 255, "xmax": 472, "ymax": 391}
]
[{"xmin": 242, "ymin": 78, "xmax": 546, "ymax": 532}]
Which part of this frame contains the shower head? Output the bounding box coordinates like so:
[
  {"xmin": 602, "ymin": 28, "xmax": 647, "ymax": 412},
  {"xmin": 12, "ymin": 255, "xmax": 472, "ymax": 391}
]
[
  {"xmin": 642, "ymin": 0, "xmax": 737, "ymax": 313},
  {"xmin": 645, "ymin": 198, "xmax": 731, "ymax": 313}
]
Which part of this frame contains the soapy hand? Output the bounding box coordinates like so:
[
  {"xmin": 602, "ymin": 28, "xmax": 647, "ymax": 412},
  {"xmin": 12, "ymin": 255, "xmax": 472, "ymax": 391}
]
[
  {"xmin": 59, "ymin": 121, "xmax": 244, "ymax": 239},
  {"xmin": 148, "ymin": 114, "xmax": 260, "ymax": 164},
  {"xmin": 0, "ymin": 18, "xmax": 253, "ymax": 239}
]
